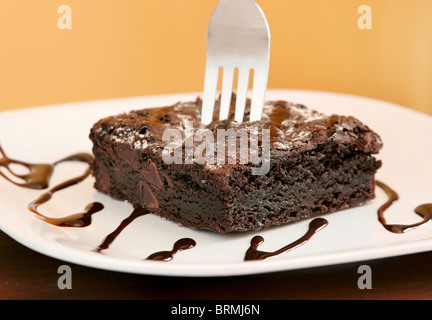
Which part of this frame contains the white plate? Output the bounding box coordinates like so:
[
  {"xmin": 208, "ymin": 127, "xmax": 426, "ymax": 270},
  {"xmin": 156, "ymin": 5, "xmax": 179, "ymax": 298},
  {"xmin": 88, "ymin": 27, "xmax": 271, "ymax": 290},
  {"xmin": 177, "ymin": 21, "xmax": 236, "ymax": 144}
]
[{"xmin": 1, "ymin": 89, "xmax": 431, "ymax": 277}]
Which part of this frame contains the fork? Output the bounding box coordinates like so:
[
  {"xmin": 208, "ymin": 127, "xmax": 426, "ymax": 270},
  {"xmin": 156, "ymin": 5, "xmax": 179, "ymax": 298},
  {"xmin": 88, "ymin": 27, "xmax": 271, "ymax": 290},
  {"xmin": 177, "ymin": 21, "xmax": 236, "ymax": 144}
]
[{"xmin": 201, "ymin": 0, "xmax": 271, "ymax": 125}]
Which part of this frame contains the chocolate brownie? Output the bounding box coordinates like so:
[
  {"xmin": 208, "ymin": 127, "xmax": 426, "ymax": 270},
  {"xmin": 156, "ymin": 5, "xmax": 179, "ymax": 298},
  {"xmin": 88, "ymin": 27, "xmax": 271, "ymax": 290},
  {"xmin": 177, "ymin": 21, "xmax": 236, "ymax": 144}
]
[{"xmin": 89, "ymin": 96, "xmax": 382, "ymax": 233}]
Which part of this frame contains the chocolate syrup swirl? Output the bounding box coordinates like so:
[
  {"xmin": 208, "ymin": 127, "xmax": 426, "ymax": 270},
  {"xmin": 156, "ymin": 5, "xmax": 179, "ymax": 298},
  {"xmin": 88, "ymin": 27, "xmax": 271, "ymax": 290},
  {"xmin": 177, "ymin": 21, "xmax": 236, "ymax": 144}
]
[
  {"xmin": 245, "ymin": 218, "xmax": 328, "ymax": 261},
  {"xmin": 145, "ymin": 238, "xmax": 196, "ymax": 261},
  {"xmin": 0, "ymin": 144, "xmax": 53, "ymax": 189},
  {"xmin": 376, "ymin": 180, "xmax": 432, "ymax": 233},
  {"xmin": 0, "ymin": 144, "xmax": 103, "ymax": 227},
  {"xmin": 32, "ymin": 202, "xmax": 103, "ymax": 227}
]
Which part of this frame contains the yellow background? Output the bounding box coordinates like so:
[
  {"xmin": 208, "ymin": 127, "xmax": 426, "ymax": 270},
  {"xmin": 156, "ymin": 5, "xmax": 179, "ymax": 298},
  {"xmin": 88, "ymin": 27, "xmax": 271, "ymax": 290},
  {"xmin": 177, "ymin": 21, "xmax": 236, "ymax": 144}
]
[{"xmin": 0, "ymin": 0, "xmax": 431, "ymax": 115}]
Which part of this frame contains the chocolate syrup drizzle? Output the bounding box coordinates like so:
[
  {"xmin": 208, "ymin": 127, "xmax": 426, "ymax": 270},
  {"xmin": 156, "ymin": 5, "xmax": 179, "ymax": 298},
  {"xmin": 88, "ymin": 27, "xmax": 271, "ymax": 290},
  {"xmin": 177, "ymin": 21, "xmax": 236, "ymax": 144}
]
[
  {"xmin": 376, "ymin": 180, "xmax": 432, "ymax": 233},
  {"xmin": 93, "ymin": 206, "xmax": 196, "ymax": 262},
  {"xmin": 95, "ymin": 206, "xmax": 149, "ymax": 252},
  {"xmin": 0, "ymin": 144, "xmax": 53, "ymax": 189},
  {"xmin": 0, "ymin": 143, "xmax": 193, "ymax": 260},
  {"xmin": 2, "ymin": 143, "xmax": 432, "ymax": 262},
  {"xmin": 145, "ymin": 238, "xmax": 196, "ymax": 261},
  {"xmin": 245, "ymin": 218, "xmax": 328, "ymax": 261},
  {"xmin": 0, "ymin": 145, "xmax": 104, "ymax": 227}
]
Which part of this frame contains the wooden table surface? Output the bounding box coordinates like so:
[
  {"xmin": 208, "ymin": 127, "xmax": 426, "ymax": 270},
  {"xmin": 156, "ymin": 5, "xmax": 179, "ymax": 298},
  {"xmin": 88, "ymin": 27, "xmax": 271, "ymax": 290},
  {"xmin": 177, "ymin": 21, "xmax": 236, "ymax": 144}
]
[{"xmin": 1, "ymin": 229, "xmax": 432, "ymax": 300}]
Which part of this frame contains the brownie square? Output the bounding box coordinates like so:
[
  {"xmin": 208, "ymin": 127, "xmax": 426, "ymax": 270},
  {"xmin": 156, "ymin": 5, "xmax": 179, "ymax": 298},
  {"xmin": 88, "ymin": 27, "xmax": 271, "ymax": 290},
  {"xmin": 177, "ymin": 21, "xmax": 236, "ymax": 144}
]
[{"xmin": 89, "ymin": 96, "xmax": 382, "ymax": 233}]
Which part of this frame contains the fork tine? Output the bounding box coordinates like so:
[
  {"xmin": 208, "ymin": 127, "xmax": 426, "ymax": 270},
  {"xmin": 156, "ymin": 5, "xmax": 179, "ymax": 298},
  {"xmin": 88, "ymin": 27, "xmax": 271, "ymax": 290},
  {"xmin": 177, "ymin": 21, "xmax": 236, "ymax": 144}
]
[
  {"xmin": 201, "ymin": 63, "xmax": 220, "ymax": 125},
  {"xmin": 249, "ymin": 66, "xmax": 269, "ymax": 122},
  {"xmin": 219, "ymin": 67, "xmax": 235, "ymax": 121},
  {"xmin": 202, "ymin": 0, "xmax": 270, "ymax": 125},
  {"xmin": 234, "ymin": 68, "xmax": 251, "ymax": 123}
]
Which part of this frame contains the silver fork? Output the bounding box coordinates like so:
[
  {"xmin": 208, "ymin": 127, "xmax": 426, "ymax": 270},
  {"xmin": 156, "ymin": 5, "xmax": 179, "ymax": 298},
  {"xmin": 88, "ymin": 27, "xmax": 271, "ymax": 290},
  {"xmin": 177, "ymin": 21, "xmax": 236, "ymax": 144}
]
[{"xmin": 201, "ymin": 0, "xmax": 270, "ymax": 125}]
